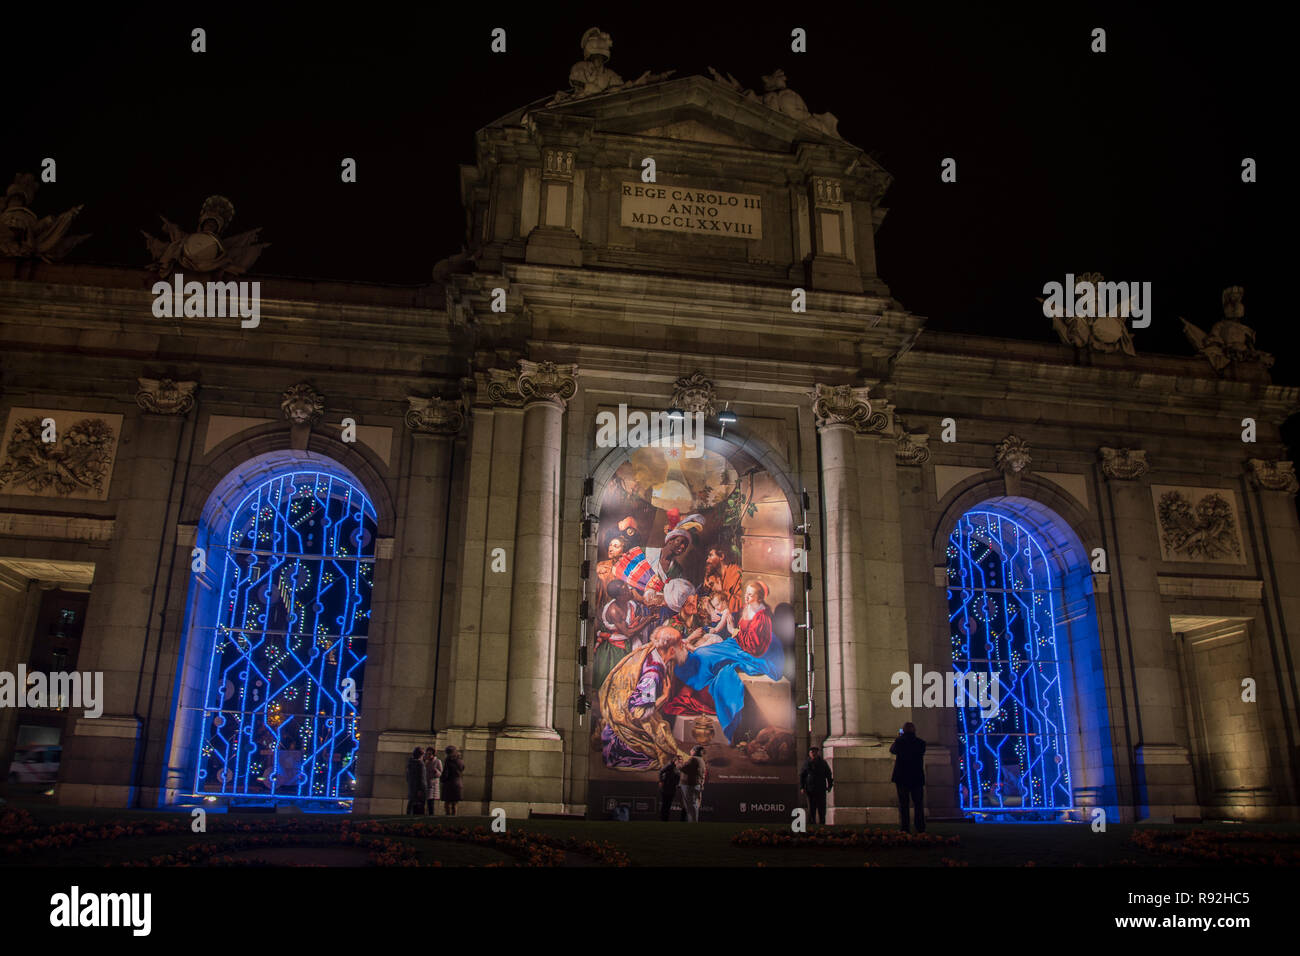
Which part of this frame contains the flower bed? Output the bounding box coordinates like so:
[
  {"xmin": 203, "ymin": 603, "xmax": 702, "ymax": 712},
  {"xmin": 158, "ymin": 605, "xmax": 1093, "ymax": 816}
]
[
  {"xmin": 1, "ymin": 811, "xmax": 629, "ymax": 867},
  {"xmin": 731, "ymin": 827, "xmax": 960, "ymax": 850},
  {"xmin": 1126, "ymin": 829, "xmax": 1300, "ymax": 866}
]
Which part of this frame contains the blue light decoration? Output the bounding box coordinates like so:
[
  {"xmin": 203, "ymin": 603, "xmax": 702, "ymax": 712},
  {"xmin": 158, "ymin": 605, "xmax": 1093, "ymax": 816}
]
[
  {"xmin": 188, "ymin": 470, "xmax": 376, "ymax": 807},
  {"xmin": 947, "ymin": 511, "xmax": 1072, "ymax": 816}
]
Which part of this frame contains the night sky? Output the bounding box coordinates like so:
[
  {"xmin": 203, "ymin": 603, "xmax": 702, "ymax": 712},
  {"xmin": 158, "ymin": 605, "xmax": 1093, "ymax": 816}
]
[{"xmin": 4, "ymin": 5, "xmax": 1284, "ymax": 378}]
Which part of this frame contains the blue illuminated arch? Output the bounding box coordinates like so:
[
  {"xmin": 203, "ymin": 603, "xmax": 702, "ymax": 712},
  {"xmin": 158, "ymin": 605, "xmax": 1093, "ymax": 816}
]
[
  {"xmin": 947, "ymin": 511, "xmax": 1073, "ymax": 813},
  {"xmin": 177, "ymin": 467, "xmax": 377, "ymax": 806}
]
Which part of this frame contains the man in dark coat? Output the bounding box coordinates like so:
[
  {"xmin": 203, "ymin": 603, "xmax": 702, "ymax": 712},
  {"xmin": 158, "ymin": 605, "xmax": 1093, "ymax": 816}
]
[
  {"xmin": 440, "ymin": 745, "xmax": 465, "ymax": 816},
  {"xmin": 799, "ymin": 746, "xmax": 834, "ymax": 825},
  {"xmin": 658, "ymin": 756, "xmax": 682, "ymax": 821},
  {"xmin": 890, "ymin": 722, "xmax": 926, "ymax": 833},
  {"xmin": 405, "ymin": 747, "xmax": 427, "ymax": 815}
]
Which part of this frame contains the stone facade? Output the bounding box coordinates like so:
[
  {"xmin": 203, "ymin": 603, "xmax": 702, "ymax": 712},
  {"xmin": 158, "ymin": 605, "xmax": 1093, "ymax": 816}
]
[{"xmin": 1, "ymin": 40, "xmax": 1297, "ymax": 823}]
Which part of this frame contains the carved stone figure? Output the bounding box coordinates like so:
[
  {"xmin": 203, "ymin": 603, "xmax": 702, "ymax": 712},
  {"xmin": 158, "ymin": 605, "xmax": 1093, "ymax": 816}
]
[
  {"xmin": 548, "ymin": 28, "xmax": 674, "ymax": 105},
  {"xmin": 708, "ymin": 67, "xmax": 840, "ymax": 138},
  {"xmin": 994, "ymin": 434, "xmax": 1031, "ymax": 474},
  {"xmin": 1180, "ymin": 287, "xmax": 1273, "ymax": 381},
  {"xmin": 281, "ymin": 382, "xmax": 324, "ymax": 425},
  {"xmin": 142, "ymin": 195, "xmax": 268, "ymax": 279},
  {"xmin": 1040, "ymin": 272, "xmax": 1135, "ymax": 356},
  {"xmin": 671, "ymin": 371, "xmax": 717, "ymax": 419},
  {"xmin": 0, "ymin": 173, "xmax": 90, "ymax": 262},
  {"xmin": 136, "ymin": 378, "xmax": 197, "ymax": 415}
]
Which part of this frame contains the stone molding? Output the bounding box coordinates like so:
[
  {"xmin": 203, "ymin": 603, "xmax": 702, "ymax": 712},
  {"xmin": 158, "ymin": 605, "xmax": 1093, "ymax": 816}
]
[
  {"xmin": 281, "ymin": 382, "xmax": 324, "ymax": 425},
  {"xmin": 1246, "ymin": 458, "xmax": 1298, "ymax": 494},
  {"xmin": 135, "ymin": 377, "xmax": 197, "ymax": 415},
  {"xmin": 1156, "ymin": 575, "xmax": 1263, "ymax": 601},
  {"xmin": 994, "ymin": 434, "xmax": 1031, "ymax": 474},
  {"xmin": 1099, "ymin": 446, "xmax": 1149, "ymax": 480},
  {"xmin": 0, "ymin": 512, "xmax": 114, "ymax": 542},
  {"xmin": 404, "ymin": 395, "xmax": 466, "ymax": 436}
]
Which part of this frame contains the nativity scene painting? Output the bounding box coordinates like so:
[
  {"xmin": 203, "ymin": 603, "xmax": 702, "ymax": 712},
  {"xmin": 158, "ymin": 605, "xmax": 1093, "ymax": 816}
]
[{"xmin": 587, "ymin": 444, "xmax": 798, "ymax": 813}]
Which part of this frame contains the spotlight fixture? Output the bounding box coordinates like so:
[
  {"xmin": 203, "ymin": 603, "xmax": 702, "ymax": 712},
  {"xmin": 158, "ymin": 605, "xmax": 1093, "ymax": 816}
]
[{"xmin": 718, "ymin": 400, "xmax": 737, "ymax": 437}]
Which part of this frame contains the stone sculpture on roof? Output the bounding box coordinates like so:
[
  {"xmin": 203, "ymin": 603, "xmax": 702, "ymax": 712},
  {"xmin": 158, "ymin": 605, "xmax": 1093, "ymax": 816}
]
[
  {"xmin": 142, "ymin": 194, "xmax": 268, "ymax": 280},
  {"xmin": 1180, "ymin": 286, "xmax": 1273, "ymax": 381},
  {"xmin": 548, "ymin": 28, "xmax": 675, "ymax": 105},
  {"xmin": 0, "ymin": 172, "xmax": 90, "ymax": 262}
]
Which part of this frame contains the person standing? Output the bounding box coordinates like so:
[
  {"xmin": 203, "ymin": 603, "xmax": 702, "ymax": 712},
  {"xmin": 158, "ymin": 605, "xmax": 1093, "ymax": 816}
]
[
  {"xmin": 799, "ymin": 746, "xmax": 834, "ymax": 825},
  {"xmin": 658, "ymin": 756, "xmax": 682, "ymax": 821},
  {"xmin": 423, "ymin": 746, "xmax": 443, "ymax": 816},
  {"xmin": 890, "ymin": 722, "xmax": 927, "ymax": 833},
  {"xmin": 441, "ymin": 745, "xmax": 465, "ymax": 816},
  {"xmin": 406, "ymin": 747, "xmax": 427, "ymax": 815},
  {"xmin": 678, "ymin": 745, "xmax": 707, "ymax": 822}
]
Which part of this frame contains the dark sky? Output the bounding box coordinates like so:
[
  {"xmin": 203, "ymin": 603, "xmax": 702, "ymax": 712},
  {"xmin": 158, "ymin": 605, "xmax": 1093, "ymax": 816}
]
[{"xmin": 5, "ymin": 4, "xmax": 1285, "ymax": 376}]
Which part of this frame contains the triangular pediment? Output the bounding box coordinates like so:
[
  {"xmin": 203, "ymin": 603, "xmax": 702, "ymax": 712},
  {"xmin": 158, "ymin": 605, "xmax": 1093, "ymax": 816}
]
[{"xmin": 489, "ymin": 75, "xmax": 858, "ymax": 156}]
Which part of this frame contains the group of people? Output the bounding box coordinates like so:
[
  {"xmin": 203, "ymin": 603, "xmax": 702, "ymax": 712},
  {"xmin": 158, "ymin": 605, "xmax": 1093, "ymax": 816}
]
[
  {"xmin": 655, "ymin": 745, "xmax": 709, "ymax": 821},
  {"xmin": 594, "ymin": 510, "xmax": 787, "ymax": 772},
  {"xmin": 406, "ymin": 745, "xmax": 465, "ymax": 816},
  {"xmin": 794, "ymin": 727, "xmax": 927, "ymax": 832}
]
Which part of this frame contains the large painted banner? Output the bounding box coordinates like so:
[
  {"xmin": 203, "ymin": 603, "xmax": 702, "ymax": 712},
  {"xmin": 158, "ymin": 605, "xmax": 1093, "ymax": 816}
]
[{"xmin": 587, "ymin": 443, "xmax": 799, "ymax": 821}]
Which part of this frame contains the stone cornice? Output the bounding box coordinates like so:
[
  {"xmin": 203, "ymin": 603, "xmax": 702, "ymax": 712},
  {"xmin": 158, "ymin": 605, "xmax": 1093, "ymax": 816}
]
[{"xmin": 890, "ymin": 348, "xmax": 1299, "ymax": 421}]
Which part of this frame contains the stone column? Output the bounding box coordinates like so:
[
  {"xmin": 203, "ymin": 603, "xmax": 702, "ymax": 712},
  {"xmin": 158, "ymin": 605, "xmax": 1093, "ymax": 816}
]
[
  {"xmin": 491, "ymin": 361, "xmax": 577, "ymax": 812},
  {"xmin": 812, "ymin": 384, "xmax": 873, "ymax": 744},
  {"xmin": 503, "ymin": 361, "xmax": 577, "ymax": 735},
  {"xmin": 1244, "ymin": 459, "xmax": 1300, "ymax": 810},
  {"xmin": 58, "ymin": 378, "xmax": 196, "ymax": 808},
  {"xmin": 363, "ymin": 396, "xmax": 463, "ymax": 814},
  {"xmin": 1098, "ymin": 446, "xmax": 1196, "ymax": 820},
  {"xmin": 812, "ymin": 384, "xmax": 903, "ymax": 824}
]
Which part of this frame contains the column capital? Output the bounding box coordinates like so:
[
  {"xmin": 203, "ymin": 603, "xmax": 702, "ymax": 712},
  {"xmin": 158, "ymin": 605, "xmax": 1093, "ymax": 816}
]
[
  {"xmin": 517, "ymin": 360, "xmax": 579, "ymax": 409},
  {"xmin": 1099, "ymin": 445, "xmax": 1149, "ymax": 480},
  {"xmin": 1246, "ymin": 458, "xmax": 1299, "ymax": 494},
  {"xmin": 135, "ymin": 377, "xmax": 197, "ymax": 416},
  {"xmin": 810, "ymin": 383, "xmax": 887, "ymax": 433},
  {"xmin": 404, "ymin": 395, "xmax": 466, "ymax": 436}
]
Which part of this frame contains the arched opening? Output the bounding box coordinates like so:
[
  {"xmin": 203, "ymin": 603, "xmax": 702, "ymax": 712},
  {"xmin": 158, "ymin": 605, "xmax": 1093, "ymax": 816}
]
[
  {"xmin": 584, "ymin": 430, "xmax": 801, "ymax": 821},
  {"xmin": 941, "ymin": 493, "xmax": 1116, "ymax": 822},
  {"xmin": 165, "ymin": 453, "xmax": 378, "ymax": 810}
]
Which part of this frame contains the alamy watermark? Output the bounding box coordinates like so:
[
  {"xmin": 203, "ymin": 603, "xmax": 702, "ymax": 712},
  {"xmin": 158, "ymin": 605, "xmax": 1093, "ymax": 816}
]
[
  {"xmin": 891, "ymin": 665, "xmax": 1000, "ymax": 719},
  {"xmin": 595, "ymin": 404, "xmax": 704, "ymax": 458},
  {"xmin": 1040, "ymin": 272, "xmax": 1151, "ymax": 328},
  {"xmin": 0, "ymin": 666, "xmax": 103, "ymax": 718},
  {"xmin": 152, "ymin": 272, "xmax": 261, "ymax": 328}
]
